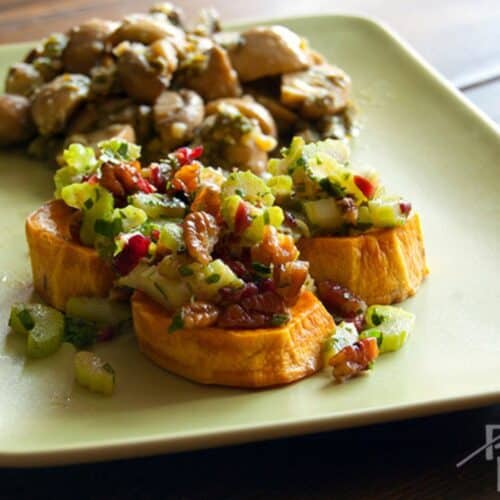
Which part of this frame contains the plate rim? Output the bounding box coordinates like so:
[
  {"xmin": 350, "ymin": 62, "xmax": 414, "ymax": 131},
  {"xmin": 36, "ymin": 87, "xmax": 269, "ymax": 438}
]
[{"xmin": 0, "ymin": 13, "xmax": 499, "ymax": 467}]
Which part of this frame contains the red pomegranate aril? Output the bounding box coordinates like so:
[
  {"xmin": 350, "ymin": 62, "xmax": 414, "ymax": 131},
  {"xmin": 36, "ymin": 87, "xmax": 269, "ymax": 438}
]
[
  {"xmin": 225, "ymin": 259, "xmax": 250, "ymax": 279},
  {"xmin": 85, "ymin": 174, "xmax": 98, "ymax": 185},
  {"xmin": 258, "ymin": 278, "xmax": 276, "ymax": 293},
  {"xmin": 136, "ymin": 176, "xmax": 156, "ymax": 194},
  {"xmin": 97, "ymin": 326, "xmax": 115, "ymax": 342},
  {"xmin": 175, "ymin": 145, "xmax": 204, "ymax": 166},
  {"xmin": 234, "ymin": 201, "xmax": 252, "ymax": 234},
  {"xmin": 317, "ymin": 280, "xmax": 367, "ymax": 319},
  {"xmin": 114, "ymin": 234, "xmax": 151, "ymax": 276},
  {"xmin": 400, "ymin": 201, "xmax": 412, "ymax": 215},
  {"xmin": 151, "ymin": 229, "xmax": 160, "ymax": 242},
  {"xmin": 354, "ymin": 175, "xmax": 376, "ymax": 199},
  {"xmin": 219, "ymin": 282, "xmax": 259, "ymax": 304}
]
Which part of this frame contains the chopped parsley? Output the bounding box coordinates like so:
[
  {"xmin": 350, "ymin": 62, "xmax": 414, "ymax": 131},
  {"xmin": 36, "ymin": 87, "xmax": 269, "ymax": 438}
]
[
  {"xmin": 271, "ymin": 313, "xmax": 290, "ymax": 326},
  {"xmin": 168, "ymin": 312, "xmax": 184, "ymax": 334},
  {"xmin": 17, "ymin": 309, "xmax": 35, "ymax": 331},
  {"xmin": 205, "ymin": 273, "xmax": 221, "ymax": 284},
  {"xmin": 64, "ymin": 316, "xmax": 97, "ymax": 349},
  {"xmin": 252, "ymin": 262, "xmax": 271, "ymax": 275},
  {"xmin": 178, "ymin": 265, "xmax": 194, "ymax": 277},
  {"xmin": 319, "ymin": 178, "xmax": 346, "ymax": 198}
]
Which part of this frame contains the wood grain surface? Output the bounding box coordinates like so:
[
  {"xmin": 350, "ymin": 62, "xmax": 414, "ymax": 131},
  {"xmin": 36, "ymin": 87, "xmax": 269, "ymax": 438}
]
[{"xmin": 0, "ymin": 1, "xmax": 499, "ymax": 498}]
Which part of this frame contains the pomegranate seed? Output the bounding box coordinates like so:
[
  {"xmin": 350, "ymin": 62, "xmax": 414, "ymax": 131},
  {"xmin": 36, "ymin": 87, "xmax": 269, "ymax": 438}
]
[
  {"xmin": 175, "ymin": 145, "xmax": 204, "ymax": 166},
  {"xmin": 85, "ymin": 174, "xmax": 99, "ymax": 185},
  {"xmin": 400, "ymin": 201, "xmax": 412, "ymax": 215},
  {"xmin": 234, "ymin": 201, "xmax": 252, "ymax": 234},
  {"xmin": 151, "ymin": 229, "xmax": 160, "ymax": 242},
  {"xmin": 225, "ymin": 259, "xmax": 251, "ymax": 279},
  {"xmin": 97, "ymin": 326, "xmax": 115, "ymax": 342},
  {"xmin": 354, "ymin": 175, "xmax": 376, "ymax": 199},
  {"xmin": 136, "ymin": 176, "xmax": 156, "ymax": 194},
  {"xmin": 219, "ymin": 282, "xmax": 259, "ymax": 304},
  {"xmin": 113, "ymin": 234, "xmax": 151, "ymax": 275},
  {"xmin": 258, "ymin": 278, "xmax": 276, "ymax": 293}
]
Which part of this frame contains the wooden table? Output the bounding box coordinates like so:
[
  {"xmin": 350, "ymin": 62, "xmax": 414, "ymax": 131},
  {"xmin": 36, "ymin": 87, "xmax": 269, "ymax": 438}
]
[{"xmin": 0, "ymin": 1, "xmax": 499, "ymax": 497}]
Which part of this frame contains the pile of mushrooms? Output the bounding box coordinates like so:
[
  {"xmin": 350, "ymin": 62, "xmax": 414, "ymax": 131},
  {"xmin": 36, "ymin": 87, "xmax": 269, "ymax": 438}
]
[{"xmin": 0, "ymin": 3, "xmax": 355, "ymax": 173}]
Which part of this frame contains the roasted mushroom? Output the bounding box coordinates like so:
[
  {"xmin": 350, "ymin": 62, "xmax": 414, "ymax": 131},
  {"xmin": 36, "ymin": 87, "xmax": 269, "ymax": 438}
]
[
  {"xmin": 0, "ymin": 94, "xmax": 35, "ymax": 146},
  {"xmin": 197, "ymin": 102, "xmax": 276, "ymax": 175},
  {"xmin": 179, "ymin": 42, "xmax": 241, "ymax": 101},
  {"xmin": 108, "ymin": 13, "xmax": 185, "ymax": 51},
  {"xmin": 5, "ymin": 63, "xmax": 43, "ymax": 97},
  {"xmin": 281, "ymin": 64, "xmax": 351, "ymax": 119},
  {"xmin": 62, "ymin": 18, "xmax": 118, "ymax": 74},
  {"xmin": 192, "ymin": 8, "xmax": 221, "ymax": 37},
  {"xmin": 153, "ymin": 89, "xmax": 204, "ymax": 151},
  {"xmin": 65, "ymin": 123, "xmax": 136, "ymax": 150},
  {"xmin": 248, "ymin": 93, "xmax": 298, "ymax": 134},
  {"xmin": 205, "ymin": 96, "xmax": 277, "ymax": 137},
  {"xmin": 24, "ymin": 33, "xmax": 68, "ymax": 82},
  {"xmin": 149, "ymin": 2, "xmax": 185, "ymax": 27},
  {"xmin": 31, "ymin": 74, "xmax": 90, "ymax": 136},
  {"xmin": 114, "ymin": 40, "xmax": 177, "ymax": 104},
  {"xmin": 227, "ymin": 26, "xmax": 312, "ymax": 82}
]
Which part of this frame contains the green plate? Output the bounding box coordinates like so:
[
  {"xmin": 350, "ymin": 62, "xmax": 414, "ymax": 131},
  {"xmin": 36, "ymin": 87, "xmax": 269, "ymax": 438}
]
[{"xmin": 0, "ymin": 15, "xmax": 499, "ymax": 467}]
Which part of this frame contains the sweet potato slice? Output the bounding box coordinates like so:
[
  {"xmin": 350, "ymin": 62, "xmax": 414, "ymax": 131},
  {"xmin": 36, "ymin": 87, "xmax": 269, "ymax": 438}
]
[
  {"xmin": 297, "ymin": 214, "xmax": 429, "ymax": 305},
  {"xmin": 132, "ymin": 290, "xmax": 334, "ymax": 387},
  {"xmin": 25, "ymin": 200, "xmax": 115, "ymax": 311}
]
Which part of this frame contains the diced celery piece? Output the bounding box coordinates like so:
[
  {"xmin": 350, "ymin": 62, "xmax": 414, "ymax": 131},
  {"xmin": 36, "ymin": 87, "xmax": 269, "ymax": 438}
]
[
  {"xmin": 66, "ymin": 297, "xmax": 131, "ymax": 326},
  {"xmin": 54, "ymin": 144, "xmax": 98, "ymax": 198},
  {"xmin": 267, "ymin": 175, "xmax": 293, "ymax": 198},
  {"xmin": 25, "ymin": 305, "xmax": 65, "ymax": 359},
  {"xmin": 186, "ymin": 259, "xmax": 243, "ymax": 300},
  {"xmin": 113, "ymin": 206, "xmax": 147, "ymax": 232},
  {"xmin": 61, "ymin": 184, "xmax": 114, "ymax": 246},
  {"xmin": 158, "ymin": 222, "xmax": 184, "ymax": 253},
  {"xmin": 268, "ymin": 136, "xmax": 305, "ymax": 175},
  {"xmin": 98, "ymin": 138, "xmax": 141, "ymax": 163},
  {"xmin": 118, "ymin": 263, "xmax": 191, "ymax": 310},
  {"xmin": 74, "ymin": 351, "xmax": 115, "ymax": 396},
  {"xmin": 221, "ymin": 171, "xmax": 274, "ymax": 207},
  {"xmin": 9, "ymin": 304, "xmax": 35, "ymax": 335},
  {"xmin": 10, "ymin": 304, "xmax": 65, "ymax": 357},
  {"xmin": 129, "ymin": 192, "xmax": 187, "ymax": 218},
  {"xmin": 221, "ymin": 194, "xmax": 243, "ymax": 230},
  {"xmin": 322, "ymin": 321, "xmax": 359, "ymax": 367},
  {"xmin": 367, "ymin": 199, "xmax": 405, "ymax": 228},
  {"xmin": 243, "ymin": 206, "xmax": 285, "ymax": 243},
  {"xmin": 303, "ymin": 198, "xmax": 343, "ymax": 231},
  {"xmin": 302, "ymin": 138, "xmax": 350, "ymax": 165},
  {"xmin": 360, "ymin": 305, "xmax": 415, "ymax": 353}
]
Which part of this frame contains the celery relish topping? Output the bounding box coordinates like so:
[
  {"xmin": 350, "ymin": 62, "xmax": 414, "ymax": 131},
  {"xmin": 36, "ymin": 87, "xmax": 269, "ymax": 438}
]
[
  {"xmin": 53, "ymin": 138, "xmax": 312, "ymax": 330},
  {"xmin": 268, "ymin": 136, "xmax": 412, "ymax": 235}
]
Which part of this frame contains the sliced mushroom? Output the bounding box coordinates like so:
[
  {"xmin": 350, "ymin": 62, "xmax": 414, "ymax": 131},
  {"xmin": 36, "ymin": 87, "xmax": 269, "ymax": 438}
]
[
  {"xmin": 63, "ymin": 18, "xmax": 118, "ymax": 74},
  {"xmin": 197, "ymin": 103, "xmax": 276, "ymax": 175},
  {"xmin": 5, "ymin": 63, "xmax": 43, "ymax": 97},
  {"xmin": 24, "ymin": 33, "xmax": 68, "ymax": 82},
  {"xmin": 31, "ymin": 74, "xmax": 90, "ymax": 136},
  {"xmin": 0, "ymin": 94, "xmax": 35, "ymax": 146},
  {"xmin": 205, "ymin": 96, "xmax": 277, "ymax": 137},
  {"xmin": 247, "ymin": 93, "xmax": 298, "ymax": 133},
  {"xmin": 227, "ymin": 26, "xmax": 312, "ymax": 82},
  {"xmin": 281, "ymin": 64, "xmax": 351, "ymax": 119},
  {"xmin": 180, "ymin": 43, "xmax": 241, "ymax": 101},
  {"xmin": 65, "ymin": 124, "xmax": 136, "ymax": 150},
  {"xmin": 115, "ymin": 40, "xmax": 177, "ymax": 104},
  {"xmin": 108, "ymin": 13, "xmax": 185, "ymax": 51},
  {"xmin": 154, "ymin": 89, "xmax": 204, "ymax": 151}
]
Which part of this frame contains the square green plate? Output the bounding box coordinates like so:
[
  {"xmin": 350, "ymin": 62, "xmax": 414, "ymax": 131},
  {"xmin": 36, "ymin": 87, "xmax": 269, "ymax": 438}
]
[{"xmin": 0, "ymin": 15, "xmax": 499, "ymax": 467}]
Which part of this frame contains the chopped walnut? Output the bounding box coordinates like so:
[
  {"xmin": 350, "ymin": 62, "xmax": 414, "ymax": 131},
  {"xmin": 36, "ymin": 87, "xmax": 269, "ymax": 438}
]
[{"xmin": 181, "ymin": 301, "xmax": 219, "ymax": 329}]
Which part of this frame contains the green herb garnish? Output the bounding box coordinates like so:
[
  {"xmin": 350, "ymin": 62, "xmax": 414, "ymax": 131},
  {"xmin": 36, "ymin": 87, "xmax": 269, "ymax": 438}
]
[
  {"xmin": 205, "ymin": 273, "xmax": 221, "ymax": 284},
  {"xmin": 319, "ymin": 178, "xmax": 346, "ymax": 198},
  {"xmin": 168, "ymin": 312, "xmax": 184, "ymax": 334},
  {"xmin": 64, "ymin": 316, "xmax": 97, "ymax": 349},
  {"xmin": 252, "ymin": 262, "xmax": 271, "ymax": 275},
  {"xmin": 270, "ymin": 313, "xmax": 290, "ymax": 326},
  {"xmin": 18, "ymin": 309, "xmax": 35, "ymax": 331},
  {"xmin": 83, "ymin": 198, "xmax": 94, "ymax": 210},
  {"xmin": 178, "ymin": 265, "xmax": 194, "ymax": 277}
]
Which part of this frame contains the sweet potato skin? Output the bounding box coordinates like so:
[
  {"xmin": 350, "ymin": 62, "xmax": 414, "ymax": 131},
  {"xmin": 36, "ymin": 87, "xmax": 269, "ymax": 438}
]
[
  {"xmin": 25, "ymin": 200, "xmax": 115, "ymax": 311},
  {"xmin": 297, "ymin": 214, "xmax": 429, "ymax": 305},
  {"xmin": 132, "ymin": 290, "xmax": 335, "ymax": 387}
]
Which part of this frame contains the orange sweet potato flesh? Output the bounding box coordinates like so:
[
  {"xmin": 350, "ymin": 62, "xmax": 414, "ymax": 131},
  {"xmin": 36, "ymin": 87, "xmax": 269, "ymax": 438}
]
[
  {"xmin": 297, "ymin": 214, "xmax": 429, "ymax": 305},
  {"xmin": 132, "ymin": 289, "xmax": 335, "ymax": 388},
  {"xmin": 25, "ymin": 200, "xmax": 115, "ymax": 311}
]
